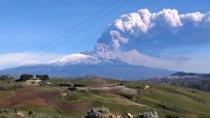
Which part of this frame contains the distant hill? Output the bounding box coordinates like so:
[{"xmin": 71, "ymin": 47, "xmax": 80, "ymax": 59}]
[
  {"xmin": 148, "ymin": 72, "xmax": 210, "ymax": 92},
  {"xmin": 0, "ymin": 53, "xmax": 173, "ymax": 80},
  {"xmin": 171, "ymin": 72, "xmax": 210, "ymax": 77}
]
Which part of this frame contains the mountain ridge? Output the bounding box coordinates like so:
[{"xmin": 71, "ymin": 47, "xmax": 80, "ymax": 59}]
[{"xmin": 0, "ymin": 53, "xmax": 173, "ymax": 80}]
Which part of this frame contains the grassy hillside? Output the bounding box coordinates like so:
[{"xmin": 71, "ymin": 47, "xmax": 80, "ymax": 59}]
[
  {"xmin": 130, "ymin": 83, "xmax": 210, "ymax": 118},
  {"xmin": 0, "ymin": 77, "xmax": 210, "ymax": 118}
]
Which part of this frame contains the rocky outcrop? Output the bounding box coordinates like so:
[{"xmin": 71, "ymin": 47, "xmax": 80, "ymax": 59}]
[
  {"xmin": 85, "ymin": 107, "xmax": 158, "ymax": 118},
  {"xmin": 139, "ymin": 111, "xmax": 159, "ymax": 118},
  {"xmin": 85, "ymin": 107, "xmax": 110, "ymax": 118}
]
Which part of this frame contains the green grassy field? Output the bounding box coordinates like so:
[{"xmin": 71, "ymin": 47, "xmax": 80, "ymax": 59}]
[
  {"xmin": 0, "ymin": 78, "xmax": 210, "ymax": 118},
  {"xmin": 134, "ymin": 83, "xmax": 210, "ymax": 118}
]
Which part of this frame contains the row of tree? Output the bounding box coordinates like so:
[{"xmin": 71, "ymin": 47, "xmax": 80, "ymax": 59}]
[
  {"xmin": 0, "ymin": 75, "xmax": 13, "ymax": 80},
  {"xmin": 16, "ymin": 74, "xmax": 49, "ymax": 81}
]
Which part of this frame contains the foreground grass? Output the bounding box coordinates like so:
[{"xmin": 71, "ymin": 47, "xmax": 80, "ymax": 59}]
[
  {"xmin": 0, "ymin": 107, "xmax": 83, "ymax": 118},
  {"xmin": 133, "ymin": 83, "xmax": 210, "ymax": 118},
  {"xmin": 1, "ymin": 78, "xmax": 210, "ymax": 118}
]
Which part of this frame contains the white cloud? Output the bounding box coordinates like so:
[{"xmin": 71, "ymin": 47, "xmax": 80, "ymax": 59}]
[
  {"xmin": 97, "ymin": 9, "xmax": 210, "ymax": 51},
  {"xmin": 119, "ymin": 51, "xmax": 210, "ymax": 73},
  {"xmin": 0, "ymin": 52, "xmax": 63, "ymax": 70},
  {"xmin": 110, "ymin": 30, "xmax": 128, "ymax": 50},
  {"xmin": 181, "ymin": 12, "xmax": 204, "ymax": 22},
  {"xmin": 95, "ymin": 49, "xmax": 210, "ymax": 72},
  {"xmin": 155, "ymin": 9, "xmax": 182, "ymax": 28},
  {"xmin": 95, "ymin": 9, "xmax": 210, "ymax": 72}
]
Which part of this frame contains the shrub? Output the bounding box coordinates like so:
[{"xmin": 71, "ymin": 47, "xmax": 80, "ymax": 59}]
[
  {"xmin": 16, "ymin": 74, "xmax": 33, "ymax": 81},
  {"xmin": 36, "ymin": 74, "xmax": 49, "ymax": 80},
  {"xmin": 28, "ymin": 110, "xmax": 33, "ymax": 116}
]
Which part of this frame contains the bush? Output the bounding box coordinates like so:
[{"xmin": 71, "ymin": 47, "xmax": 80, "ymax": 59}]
[
  {"xmin": 0, "ymin": 75, "xmax": 13, "ymax": 80},
  {"xmin": 28, "ymin": 110, "xmax": 33, "ymax": 116},
  {"xmin": 36, "ymin": 74, "xmax": 49, "ymax": 80},
  {"xmin": 166, "ymin": 114, "xmax": 180, "ymax": 118},
  {"xmin": 16, "ymin": 74, "xmax": 33, "ymax": 81}
]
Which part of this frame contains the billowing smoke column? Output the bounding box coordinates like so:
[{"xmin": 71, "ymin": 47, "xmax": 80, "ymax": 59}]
[
  {"xmin": 94, "ymin": 9, "xmax": 210, "ymax": 71},
  {"xmin": 96, "ymin": 9, "xmax": 210, "ymax": 53}
]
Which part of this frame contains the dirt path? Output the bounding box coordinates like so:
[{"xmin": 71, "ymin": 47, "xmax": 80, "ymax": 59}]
[{"xmin": 77, "ymin": 86, "xmax": 138, "ymax": 97}]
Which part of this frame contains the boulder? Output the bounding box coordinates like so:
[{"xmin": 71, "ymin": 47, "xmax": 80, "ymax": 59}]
[
  {"xmin": 139, "ymin": 111, "xmax": 158, "ymax": 118},
  {"xmin": 85, "ymin": 107, "xmax": 110, "ymax": 118}
]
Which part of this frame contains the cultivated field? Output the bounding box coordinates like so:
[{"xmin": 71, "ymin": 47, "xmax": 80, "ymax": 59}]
[{"xmin": 0, "ymin": 77, "xmax": 210, "ymax": 118}]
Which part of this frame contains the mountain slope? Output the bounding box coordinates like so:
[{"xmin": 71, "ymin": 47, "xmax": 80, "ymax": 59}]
[{"xmin": 0, "ymin": 53, "xmax": 173, "ymax": 80}]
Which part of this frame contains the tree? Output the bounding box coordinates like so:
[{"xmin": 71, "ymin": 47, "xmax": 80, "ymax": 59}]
[
  {"xmin": 0, "ymin": 75, "xmax": 13, "ymax": 80},
  {"xmin": 16, "ymin": 74, "xmax": 33, "ymax": 81},
  {"xmin": 36, "ymin": 74, "xmax": 49, "ymax": 80},
  {"xmin": 28, "ymin": 110, "xmax": 33, "ymax": 116}
]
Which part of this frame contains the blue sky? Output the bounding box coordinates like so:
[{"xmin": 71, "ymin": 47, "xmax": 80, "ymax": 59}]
[
  {"xmin": 0, "ymin": 0, "xmax": 209, "ymax": 54},
  {"xmin": 0, "ymin": 0, "xmax": 210, "ymax": 72}
]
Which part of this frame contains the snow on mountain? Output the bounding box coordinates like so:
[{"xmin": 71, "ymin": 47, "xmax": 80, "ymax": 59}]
[
  {"xmin": 53, "ymin": 53, "xmax": 120, "ymax": 65},
  {"xmin": 0, "ymin": 53, "xmax": 173, "ymax": 80},
  {"xmin": 56, "ymin": 53, "xmax": 101, "ymax": 65}
]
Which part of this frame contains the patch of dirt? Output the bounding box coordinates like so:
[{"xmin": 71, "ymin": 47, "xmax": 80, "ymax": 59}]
[
  {"xmin": 0, "ymin": 87, "xmax": 90, "ymax": 112},
  {"xmin": 39, "ymin": 92, "xmax": 90, "ymax": 112},
  {"xmin": 0, "ymin": 88, "xmax": 48, "ymax": 107}
]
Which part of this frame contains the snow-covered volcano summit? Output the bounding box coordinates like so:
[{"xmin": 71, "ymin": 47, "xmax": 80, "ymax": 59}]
[
  {"xmin": 56, "ymin": 53, "xmax": 101, "ymax": 65},
  {"xmin": 0, "ymin": 53, "xmax": 173, "ymax": 80},
  {"xmin": 53, "ymin": 53, "xmax": 117, "ymax": 66}
]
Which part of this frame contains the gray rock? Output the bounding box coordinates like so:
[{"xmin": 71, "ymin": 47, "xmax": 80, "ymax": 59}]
[
  {"xmin": 85, "ymin": 107, "xmax": 110, "ymax": 118},
  {"xmin": 139, "ymin": 111, "xmax": 159, "ymax": 118}
]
